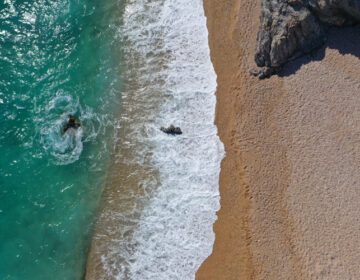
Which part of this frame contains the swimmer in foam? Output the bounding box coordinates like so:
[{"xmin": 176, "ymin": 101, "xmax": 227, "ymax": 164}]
[{"xmin": 63, "ymin": 114, "xmax": 81, "ymax": 134}]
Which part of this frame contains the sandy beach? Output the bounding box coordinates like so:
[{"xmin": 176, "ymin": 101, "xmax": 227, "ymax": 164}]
[{"xmin": 197, "ymin": 0, "xmax": 360, "ymax": 279}]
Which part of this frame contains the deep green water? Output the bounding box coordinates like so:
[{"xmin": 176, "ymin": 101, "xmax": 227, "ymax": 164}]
[{"xmin": 0, "ymin": 0, "xmax": 123, "ymax": 279}]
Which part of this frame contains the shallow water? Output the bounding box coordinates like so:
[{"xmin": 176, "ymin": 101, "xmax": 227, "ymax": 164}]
[
  {"xmin": 0, "ymin": 0, "xmax": 122, "ymax": 279},
  {"xmin": 1, "ymin": 0, "xmax": 224, "ymax": 279},
  {"xmin": 87, "ymin": 0, "xmax": 224, "ymax": 279}
]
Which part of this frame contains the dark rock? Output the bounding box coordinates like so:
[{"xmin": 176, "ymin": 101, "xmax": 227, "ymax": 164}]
[
  {"xmin": 308, "ymin": 0, "xmax": 360, "ymax": 26},
  {"xmin": 63, "ymin": 115, "xmax": 81, "ymax": 133},
  {"xmin": 250, "ymin": 66, "xmax": 280, "ymax": 79},
  {"xmin": 252, "ymin": 0, "xmax": 360, "ymax": 78},
  {"xmin": 160, "ymin": 125, "xmax": 182, "ymax": 135}
]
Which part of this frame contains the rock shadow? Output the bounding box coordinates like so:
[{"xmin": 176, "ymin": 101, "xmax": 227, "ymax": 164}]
[{"xmin": 281, "ymin": 25, "xmax": 360, "ymax": 77}]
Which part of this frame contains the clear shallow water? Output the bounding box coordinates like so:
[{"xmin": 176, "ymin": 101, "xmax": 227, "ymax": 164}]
[
  {"xmin": 1, "ymin": 0, "xmax": 224, "ymax": 279},
  {"xmin": 87, "ymin": 0, "xmax": 224, "ymax": 279},
  {"xmin": 0, "ymin": 0, "xmax": 122, "ymax": 279}
]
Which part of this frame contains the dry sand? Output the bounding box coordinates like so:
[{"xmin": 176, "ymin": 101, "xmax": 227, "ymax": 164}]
[{"xmin": 197, "ymin": 0, "xmax": 360, "ymax": 279}]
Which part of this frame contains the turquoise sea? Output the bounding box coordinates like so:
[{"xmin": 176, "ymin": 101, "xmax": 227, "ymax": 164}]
[{"xmin": 0, "ymin": 0, "xmax": 123, "ymax": 279}]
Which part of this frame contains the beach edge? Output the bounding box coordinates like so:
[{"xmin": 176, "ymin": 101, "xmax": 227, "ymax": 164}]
[{"xmin": 196, "ymin": 0, "xmax": 256, "ymax": 279}]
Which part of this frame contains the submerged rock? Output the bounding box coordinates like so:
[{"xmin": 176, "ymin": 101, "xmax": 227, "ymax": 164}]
[
  {"xmin": 63, "ymin": 115, "xmax": 81, "ymax": 133},
  {"xmin": 160, "ymin": 125, "xmax": 182, "ymax": 135},
  {"xmin": 252, "ymin": 0, "xmax": 360, "ymax": 78}
]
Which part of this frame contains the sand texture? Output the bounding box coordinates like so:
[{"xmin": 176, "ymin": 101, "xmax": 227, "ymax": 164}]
[{"xmin": 197, "ymin": 0, "xmax": 360, "ymax": 279}]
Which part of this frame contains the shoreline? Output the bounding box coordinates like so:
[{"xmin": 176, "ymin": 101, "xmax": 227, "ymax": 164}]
[
  {"xmin": 197, "ymin": 0, "xmax": 256, "ymax": 278},
  {"xmin": 198, "ymin": 0, "xmax": 360, "ymax": 279},
  {"xmin": 86, "ymin": 0, "xmax": 223, "ymax": 278}
]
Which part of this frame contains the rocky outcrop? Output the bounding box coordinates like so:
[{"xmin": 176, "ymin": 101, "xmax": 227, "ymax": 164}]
[
  {"xmin": 63, "ymin": 115, "xmax": 81, "ymax": 133},
  {"xmin": 160, "ymin": 125, "xmax": 182, "ymax": 135},
  {"xmin": 253, "ymin": 0, "xmax": 360, "ymax": 78}
]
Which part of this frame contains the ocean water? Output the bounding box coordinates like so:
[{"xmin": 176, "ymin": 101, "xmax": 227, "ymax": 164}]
[
  {"xmin": 0, "ymin": 0, "xmax": 123, "ymax": 279},
  {"xmin": 87, "ymin": 0, "xmax": 225, "ymax": 279},
  {"xmin": 1, "ymin": 0, "xmax": 224, "ymax": 279}
]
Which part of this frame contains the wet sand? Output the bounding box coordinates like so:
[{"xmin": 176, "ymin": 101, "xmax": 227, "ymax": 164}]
[
  {"xmin": 86, "ymin": 0, "xmax": 222, "ymax": 278},
  {"xmin": 197, "ymin": 0, "xmax": 360, "ymax": 279}
]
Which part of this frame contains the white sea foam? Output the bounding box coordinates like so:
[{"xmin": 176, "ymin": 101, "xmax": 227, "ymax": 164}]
[
  {"xmin": 127, "ymin": 1, "xmax": 224, "ymax": 279},
  {"xmin": 99, "ymin": 0, "xmax": 224, "ymax": 279},
  {"xmin": 38, "ymin": 91, "xmax": 105, "ymax": 165}
]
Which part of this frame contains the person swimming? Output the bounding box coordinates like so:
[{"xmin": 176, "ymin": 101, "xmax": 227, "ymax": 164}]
[{"xmin": 63, "ymin": 115, "xmax": 81, "ymax": 133}]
